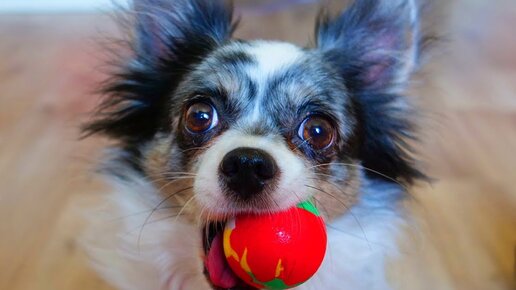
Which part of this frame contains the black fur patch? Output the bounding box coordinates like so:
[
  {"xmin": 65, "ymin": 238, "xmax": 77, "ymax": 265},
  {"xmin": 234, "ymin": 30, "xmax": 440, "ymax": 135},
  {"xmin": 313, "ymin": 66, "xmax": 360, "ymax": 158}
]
[
  {"xmin": 82, "ymin": 0, "xmax": 237, "ymax": 143},
  {"xmin": 316, "ymin": 0, "xmax": 428, "ymax": 184}
]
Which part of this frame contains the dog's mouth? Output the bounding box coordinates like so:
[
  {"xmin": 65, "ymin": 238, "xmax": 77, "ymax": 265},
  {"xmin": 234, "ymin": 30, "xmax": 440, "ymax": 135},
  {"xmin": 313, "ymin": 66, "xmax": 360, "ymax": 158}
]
[{"xmin": 202, "ymin": 221, "xmax": 256, "ymax": 290}]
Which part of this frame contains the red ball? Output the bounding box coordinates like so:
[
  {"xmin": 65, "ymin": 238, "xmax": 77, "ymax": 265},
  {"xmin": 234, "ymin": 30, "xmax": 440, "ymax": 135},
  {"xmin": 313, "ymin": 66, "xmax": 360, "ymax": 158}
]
[{"xmin": 223, "ymin": 200, "xmax": 327, "ymax": 289}]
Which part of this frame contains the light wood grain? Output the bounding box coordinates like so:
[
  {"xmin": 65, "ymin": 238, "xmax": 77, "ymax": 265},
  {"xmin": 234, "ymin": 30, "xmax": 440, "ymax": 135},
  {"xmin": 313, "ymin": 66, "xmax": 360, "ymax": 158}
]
[{"xmin": 0, "ymin": 1, "xmax": 515, "ymax": 289}]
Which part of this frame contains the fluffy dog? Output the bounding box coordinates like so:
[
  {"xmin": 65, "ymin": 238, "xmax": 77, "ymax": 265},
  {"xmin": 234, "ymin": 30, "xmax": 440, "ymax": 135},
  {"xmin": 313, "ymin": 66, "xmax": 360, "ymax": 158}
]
[{"xmin": 83, "ymin": 0, "xmax": 428, "ymax": 289}]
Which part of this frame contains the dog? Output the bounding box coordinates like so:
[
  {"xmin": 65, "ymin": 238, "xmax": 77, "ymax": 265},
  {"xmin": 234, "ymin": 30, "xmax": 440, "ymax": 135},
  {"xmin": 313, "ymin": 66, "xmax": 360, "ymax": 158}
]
[{"xmin": 82, "ymin": 0, "xmax": 428, "ymax": 289}]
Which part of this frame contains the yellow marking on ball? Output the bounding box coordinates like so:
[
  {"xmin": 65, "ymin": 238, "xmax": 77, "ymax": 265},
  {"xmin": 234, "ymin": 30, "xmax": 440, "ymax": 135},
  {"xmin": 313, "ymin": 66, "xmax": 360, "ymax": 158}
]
[
  {"xmin": 223, "ymin": 227, "xmax": 240, "ymax": 262},
  {"xmin": 240, "ymin": 248, "xmax": 252, "ymax": 273},
  {"xmin": 275, "ymin": 259, "xmax": 284, "ymax": 278}
]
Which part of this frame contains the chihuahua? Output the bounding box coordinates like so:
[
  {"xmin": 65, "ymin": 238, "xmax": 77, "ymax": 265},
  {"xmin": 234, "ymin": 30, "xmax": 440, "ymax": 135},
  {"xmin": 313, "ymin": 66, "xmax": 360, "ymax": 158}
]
[{"xmin": 83, "ymin": 0, "xmax": 428, "ymax": 289}]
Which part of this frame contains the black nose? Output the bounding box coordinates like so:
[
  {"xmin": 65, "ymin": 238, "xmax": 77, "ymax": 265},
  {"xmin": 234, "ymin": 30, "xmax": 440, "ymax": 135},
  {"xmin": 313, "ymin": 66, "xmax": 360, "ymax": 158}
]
[{"xmin": 219, "ymin": 147, "xmax": 278, "ymax": 199}]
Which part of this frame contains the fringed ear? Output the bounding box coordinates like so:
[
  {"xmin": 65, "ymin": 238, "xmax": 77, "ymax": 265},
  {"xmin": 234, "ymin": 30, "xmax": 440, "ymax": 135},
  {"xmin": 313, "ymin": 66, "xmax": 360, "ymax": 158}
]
[
  {"xmin": 133, "ymin": 0, "xmax": 235, "ymax": 62},
  {"xmin": 83, "ymin": 0, "xmax": 236, "ymax": 142},
  {"xmin": 317, "ymin": 0, "xmax": 420, "ymax": 92},
  {"xmin": 316, "ymin": 0, "xmax": 426, "ymax": 184}
]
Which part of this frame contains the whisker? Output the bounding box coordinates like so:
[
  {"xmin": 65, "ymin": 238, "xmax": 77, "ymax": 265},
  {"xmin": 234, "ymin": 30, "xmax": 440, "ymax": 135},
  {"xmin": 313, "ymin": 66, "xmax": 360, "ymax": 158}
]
[
  {"xmin": 159, "ymin": 171, "xmax": 198, "ymax": 177},
  {"xmin": 308, "ymin": 162, "xmax": 409, "ymax": 191},
  {"xmin": 174, "ymin": 195, "xmax": 196, "ymax": 222},
  {"xmin": 125, "ymin": 211, "xmax": 186, "ymax": 235},
  {"xmin": 305, "ymin": 184, "xmax": 372, "ymax": 250},
  {"xmin": 307, "ymin": 176, "xmax": 354, "ymax": 197},
  {"xmin": 177, "ymin": 145, "xmax": 211, "ymax": 155},
  {"xmin": 137, "ymin": 186, "xmax": 194, "ymax": 252},
  {"xmin": 144, "ymin": 175, "xmax": 195, "ymax": 185},
  {"xmin": 325, "ymin": 224, "xmax": 389, "ymax": 250},
  {"xmin": 203, "ymin": 208, "xmax": 212, "ymax": 253},
  {"xmin": 311, "ymin": 195, "xmax": 331, "ymax": 219},
  {"xmin": 270, "ymin": 195, "xmax": 281, "ymax": 211},
  {"xmin": 110, "ymin": 206, "xmax": 184, "ymax": 222},
  {"xmin": 304, "ymin": 185, "xmax": 349, "ymax": 210},
  {"xmin": 155, "ymin": 176, "xmax": 195, "ymax": 192}
]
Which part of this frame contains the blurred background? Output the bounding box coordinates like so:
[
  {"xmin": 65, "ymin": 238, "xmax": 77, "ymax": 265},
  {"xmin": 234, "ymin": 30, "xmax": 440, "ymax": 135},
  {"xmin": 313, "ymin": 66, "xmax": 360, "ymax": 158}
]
[{"xmin": 0, "ymin": 0, "xmax": 515, "ymax": 290}]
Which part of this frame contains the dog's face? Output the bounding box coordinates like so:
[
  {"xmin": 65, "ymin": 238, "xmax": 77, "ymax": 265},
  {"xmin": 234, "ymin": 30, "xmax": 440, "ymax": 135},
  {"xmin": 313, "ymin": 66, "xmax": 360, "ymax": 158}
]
[
  {"xmin": 175, "ymin": 40, "xmax": 359, "ymax": 217},
  {"xmin": 84, "ymin": 0, "xmax": 425, "ymax": 288}
]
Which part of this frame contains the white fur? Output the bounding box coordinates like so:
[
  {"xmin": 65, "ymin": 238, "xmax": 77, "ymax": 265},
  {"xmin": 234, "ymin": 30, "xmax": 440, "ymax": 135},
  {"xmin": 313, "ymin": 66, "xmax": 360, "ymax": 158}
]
[
  {"xmin": 301, "ymin": 179, "xmax": 404, "ymax": 290},
  {"xmin": 82, "ymin": 170, "xmax": 212, "ymax": 290},
  {"xmin": 246, "ymin": 41, "xmax": 303, "ymax": 79},
  {"xmin": 83, "ymin": 167, "xmax": 403, "ymax": 290},
  {"xmin": 244, "ymin": 41, "xmax": 304, "ymax": 123}
]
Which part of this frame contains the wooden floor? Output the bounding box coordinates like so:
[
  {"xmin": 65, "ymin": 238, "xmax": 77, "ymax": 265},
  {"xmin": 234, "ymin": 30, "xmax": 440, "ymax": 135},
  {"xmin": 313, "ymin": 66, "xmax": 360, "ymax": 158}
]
[{"xmin": 0, "ymin": 1, "xmax": 515, "ymax": 290}]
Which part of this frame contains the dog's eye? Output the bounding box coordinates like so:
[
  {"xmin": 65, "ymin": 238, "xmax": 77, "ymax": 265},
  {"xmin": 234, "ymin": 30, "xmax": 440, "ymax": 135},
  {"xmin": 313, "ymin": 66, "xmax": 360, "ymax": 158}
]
[
  {"xmin": 298, "ymin": 115, "xmax": 335, "ymax": 150},
  {"xmin": 185, "ymin": 102, "xmax": 219, "ymax": 133}
]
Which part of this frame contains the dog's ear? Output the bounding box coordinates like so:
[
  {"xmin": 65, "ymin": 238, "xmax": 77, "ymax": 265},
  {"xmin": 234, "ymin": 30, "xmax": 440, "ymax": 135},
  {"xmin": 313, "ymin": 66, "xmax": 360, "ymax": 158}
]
[
  {"xmin": 83, "ymin": 0, "xmax": 235, "ymax": 142},
  {"xmin": 316, "ymin": 0, "xmax": 426, "ymax": 184},
  {"xmin": 133, "ymin": 0, "xmax": 235, "ymax": 62},
  {"xmin": 316, "ymin": 0, "xmax": 420, "ymax": 92}
]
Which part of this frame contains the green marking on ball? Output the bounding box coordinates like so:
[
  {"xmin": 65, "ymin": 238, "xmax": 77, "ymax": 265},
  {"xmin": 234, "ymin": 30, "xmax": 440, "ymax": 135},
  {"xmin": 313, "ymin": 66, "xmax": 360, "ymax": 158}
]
[
  {"xmin": 296, "ymin": 199, "xmax": 320, "ymax": 216},
  {"xmin": 262, "ymin": 278, "xmax": 290, "ymax": 290},
  {"xmin": 246, "ymin": 270, "xmax": 298, "ymax": 290}
]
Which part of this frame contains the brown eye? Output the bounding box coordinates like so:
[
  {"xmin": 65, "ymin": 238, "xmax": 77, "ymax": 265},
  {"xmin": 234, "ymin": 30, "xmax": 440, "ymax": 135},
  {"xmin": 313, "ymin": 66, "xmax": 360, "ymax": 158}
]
[
  {"xmin": 298, "ymin": 115, "xmax": 335, "ymax": 150},
  {"xmin": 185, "ymin": 102, "xmax": 218, "ymax": 133}
]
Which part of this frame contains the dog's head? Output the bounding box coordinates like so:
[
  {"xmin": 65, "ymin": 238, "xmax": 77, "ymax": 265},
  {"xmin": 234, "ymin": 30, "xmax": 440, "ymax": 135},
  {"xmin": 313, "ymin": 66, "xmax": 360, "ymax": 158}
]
[{"xmin": 84, "ymin": 0, "xmax": 426, "ymax": 288}]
